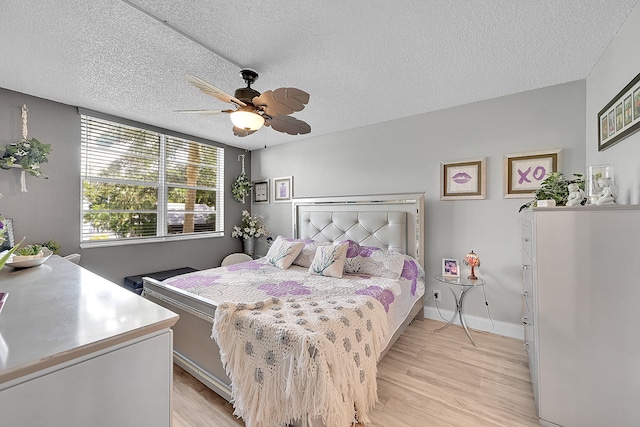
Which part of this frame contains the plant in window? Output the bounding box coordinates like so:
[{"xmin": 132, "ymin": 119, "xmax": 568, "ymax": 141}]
[{"xmin": 232, "ymin": 172, "xmax": 252, "ymax": 203}]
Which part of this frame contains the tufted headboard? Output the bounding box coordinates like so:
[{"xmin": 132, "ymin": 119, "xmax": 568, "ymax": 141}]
[{"xmin": 291, "ymin": 193, "xmax": 425, "ymax": 266}]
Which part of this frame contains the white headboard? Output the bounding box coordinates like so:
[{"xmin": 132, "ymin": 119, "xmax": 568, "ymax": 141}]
[{"xmin": 291, "ymin": 193, "xmax": 425, "ymax": 266}]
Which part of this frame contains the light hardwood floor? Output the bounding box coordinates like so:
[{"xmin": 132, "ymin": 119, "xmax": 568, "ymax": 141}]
[{"xmin": 172, "ymin": 318, "xmax": 540, "ymax": 426}]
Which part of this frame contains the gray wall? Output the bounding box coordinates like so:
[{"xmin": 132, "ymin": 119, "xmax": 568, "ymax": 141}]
[
  {"xmin": 586, "ymin": 2, "xmax": 640, "ymax": 203},
  {"xmin": 251, "ymin": 81, "xmax": 587, "ymax": 329},
  {"xmin": 0, "ymin": 87, "xmax": 250, "ymax": 285}
]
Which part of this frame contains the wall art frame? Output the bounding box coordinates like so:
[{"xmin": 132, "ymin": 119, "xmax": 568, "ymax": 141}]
[
  {"xmin": 504, "ymin": 149, "xmax": 561, "ymax": 198},
  {"xmin": 273, "ymin": 176, "xmax": 293, "ymax": 202},
  {"xmin": 0, "ymin": 218, "xmax": 15, "ymax": 251},
  {"xmin": 440, "ymin": 157, "xmax": 486, "ymax": 200},
  {"xmin": 252, "ymin": 179, "xmax": 269, "ymax": 204},
  {"xmin": 598, "ymin": 71, "xmax": 640, "ymax": 151}
]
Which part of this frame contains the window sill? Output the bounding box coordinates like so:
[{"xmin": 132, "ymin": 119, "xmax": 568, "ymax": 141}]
[{"xmin": 80, "ymin": 231, "xmax": 224, "ymax": 249}]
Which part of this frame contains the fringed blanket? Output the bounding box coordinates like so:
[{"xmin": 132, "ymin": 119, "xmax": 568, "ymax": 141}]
[{"xmin": 211, "ymin": 295, "xmax": 388, "ymax": 427}]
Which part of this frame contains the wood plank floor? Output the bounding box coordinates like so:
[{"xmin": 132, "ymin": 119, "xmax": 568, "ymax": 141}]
[{"xmin": 172, "ymin": 318, "xmax": 540, "ymax": 426}]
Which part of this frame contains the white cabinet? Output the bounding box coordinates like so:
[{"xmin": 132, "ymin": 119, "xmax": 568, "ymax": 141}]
[
  {"xmin": 0, "ymin": 256, "xmax": 179, "ymax": 427},
  {"xmin": 523, "ymin": 206, "xmax": 640, "ymax": 427}
]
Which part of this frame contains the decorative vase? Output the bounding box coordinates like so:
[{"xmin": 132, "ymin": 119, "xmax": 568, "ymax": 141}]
[{"xmin": 243, "ymin": 237, "xmax": 255, "ymax": 257}]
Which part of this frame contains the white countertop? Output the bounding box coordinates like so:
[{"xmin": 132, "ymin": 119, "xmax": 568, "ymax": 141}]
[{"xmin": 0, "ymin": 256, "xmax": 179, "ymax": 384}]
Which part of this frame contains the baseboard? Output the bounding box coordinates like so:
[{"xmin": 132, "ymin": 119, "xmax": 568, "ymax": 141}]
[{"xmin": 423, "ymin": 306, "xmax": 524, "ymax": 340}]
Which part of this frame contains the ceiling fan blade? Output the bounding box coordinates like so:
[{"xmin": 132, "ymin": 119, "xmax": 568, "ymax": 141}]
[
  {"xmin": 233, "ymin": 126, "xmax": 258, "ymax": 137},
  {"xmin": 185, "ymin": 74, "xmax": 246, "ymax": 107},
  {"xmin": 265, "ymin": 115, "xmax": 311, "ymax": 135},
  {"xmin": 253, "ymin": 87, "xmax": 310, "ymax": 117},
  {"xmin": 174, "ymin": 109, "xmax": 233, "ymax": 115}
]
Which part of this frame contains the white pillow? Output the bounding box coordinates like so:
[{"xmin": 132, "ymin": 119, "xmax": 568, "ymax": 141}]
[
  {"xmin": 265, "ymin": 236, "xmax": 305, "ymax": 270},
  {"xmin": 340, "ymin": 240, "xmax": 404, "ymax": 279},
  {"xmin": 309, "ymin": 243, "xmax": 348, "ymax": 278},
  {"xmin": 291, "ymin": 239, "xmax": 330, "ymax": 268}
]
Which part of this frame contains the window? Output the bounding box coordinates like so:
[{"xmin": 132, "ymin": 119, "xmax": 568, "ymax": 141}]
[{"xmin": 80, "ymin": 114, "xmax": 224, "ymax": 246}]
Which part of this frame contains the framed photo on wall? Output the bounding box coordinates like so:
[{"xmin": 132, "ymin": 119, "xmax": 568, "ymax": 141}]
[
  {"xmin": 440, "ymin": 158, "xmax": 486, "ymax": 200},
  {"xmin": 252, "ymin": 179, "xmax": 269, "ymax": 204},
  {"xmin": 0, "ymin": 218, "xmax": 15, "ymax": 251},
  {"xmin": 503, "ymin": 149, "xmax": 561, "ymax": 198},
  {"xmin": 273, "ymin": 176, "xmax": 293, "ymax": 202},
  {"xmin": 442, "ymin": 258, "xmax": 460, "ymax": 278},
  {"xmin": 598, "ymin": 71, "xmax": 640, "ymax": 151}
]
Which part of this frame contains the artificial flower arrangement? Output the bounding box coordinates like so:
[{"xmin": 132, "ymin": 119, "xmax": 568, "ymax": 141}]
[
  {"xmin": 231, "ymin": 210, "xmax": 269, "ymax": 240},
  {"xmin": 0, "ymin": 137, "xmax": 51, "ymax": 178}
]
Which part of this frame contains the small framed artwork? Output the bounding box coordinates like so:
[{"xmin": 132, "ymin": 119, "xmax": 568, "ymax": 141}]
[
  {"xmin": 504, "ymin": 149, "xmax": 561, "ymax": 198},
  {"xmin": 0, "ymin": 218, "xmax": 15, "ymax": 251},
  {"xmin": 440, "ymin": 157, "xmax": 486, "ymax": 200},
  {"xmin": 442, "ymin": 258, "xmax": 460, "ymax": 278},
  {"xmin": 598, "ymin": 71, "xmax": 640, "ymax": 151},
  {"xmin": 252, "ymin": 179, "xmax": 269, "ymax": 204},
  {"xmin": 273, "ymin": 176, "xmax": 293, "ymax": 202}
]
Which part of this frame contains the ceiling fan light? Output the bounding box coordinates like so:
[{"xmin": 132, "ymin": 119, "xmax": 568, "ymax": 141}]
[{"xmin": 230, "ymin": 110, "xmax": 265, "ymax": 131}]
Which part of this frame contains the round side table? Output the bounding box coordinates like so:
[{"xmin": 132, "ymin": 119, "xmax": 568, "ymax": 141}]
[{"xmin": 434, "ymin": 275, "xmax": 486, "ymax": 347}]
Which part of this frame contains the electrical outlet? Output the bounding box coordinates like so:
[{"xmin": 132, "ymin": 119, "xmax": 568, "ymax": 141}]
[{"xmin": 433, "ymin": 289, "xmax": 440, "ymax": 301}]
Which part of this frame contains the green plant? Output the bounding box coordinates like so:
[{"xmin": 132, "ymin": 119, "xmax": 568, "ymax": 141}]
[
  {"xmin": 16, "ymin": 244, "xmax": 42, "ymax": 256},
  {"xmin": 0, "ymin": 137, "xmax": 52, "ymax": 177},
  {"xmin": 41, "ymin": 240, "xmax": 60, "ymax": 254},
  {"xmin": 232, "ymin": 172, "xmax": 252, "ymax": 203},
  {"xmin": 519, "ymin": 172, "xmax": 585, "ymax": 212}
]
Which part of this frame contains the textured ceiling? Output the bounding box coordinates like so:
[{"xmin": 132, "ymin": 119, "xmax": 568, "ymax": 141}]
[{"xmin": 0, "ymin": 0, "xmax": 637, "ymax": 151}]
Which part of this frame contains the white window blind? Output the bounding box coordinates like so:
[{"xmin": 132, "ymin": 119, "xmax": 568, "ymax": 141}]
[{"xmin": 80, "ymin": 115, "xmax": 224, "ymax": 246}]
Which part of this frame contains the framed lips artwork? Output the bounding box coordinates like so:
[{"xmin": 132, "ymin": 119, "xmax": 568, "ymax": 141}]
[{"xmin": 440, "ymin": 157, "xmax": 486, "ymax": 200}]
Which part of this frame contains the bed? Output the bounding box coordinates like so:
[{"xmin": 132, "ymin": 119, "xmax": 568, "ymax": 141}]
[{"xmin": 143, "ymin": 193, "xmax": 425, "ymax": 426}]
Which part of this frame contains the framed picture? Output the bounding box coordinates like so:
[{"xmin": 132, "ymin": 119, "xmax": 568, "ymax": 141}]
[
  {"xmin": 273, "ymin": 176, "xmax": 293, "ymax": 202},
  {"xmin": 598, "ymin": 71, "xmax": 640, "ymax": 151},
  {"xmin": 503, "ymin": 149, "xmax": 561, "ymax": 198},
  {"xmin": 0, "ymin": 218, "xmax": 15, "ymax": 251},
  {"xmin": 442, "ymin": 258, "xmax": 460, "ymax": 278},
  {"xmin": 252, "ymin": 179, "xmax": 269, "ymax": 204},
  {"xmin": 440, "ymin": 158, "xmax": 486, "ymax": 200}
]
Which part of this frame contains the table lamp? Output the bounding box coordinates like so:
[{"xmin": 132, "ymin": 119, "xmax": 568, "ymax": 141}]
[{"xmin": 463, "ymin": 250, "xmax": 480, "ymax": 280}]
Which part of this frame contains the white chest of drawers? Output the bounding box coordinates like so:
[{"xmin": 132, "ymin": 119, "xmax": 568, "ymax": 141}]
[{"xmin": 522, "ymin": 206, "xmax": 640, "ymax": 427}]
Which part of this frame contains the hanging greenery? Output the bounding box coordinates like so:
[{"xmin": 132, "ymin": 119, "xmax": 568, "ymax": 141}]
[
  {"xmin": 232, "ymin": 172, "xmax": 252, "ymax": 203},
  {"xmin": 0, "ymin": 137, "xmax": 51, "ymax": 177}
]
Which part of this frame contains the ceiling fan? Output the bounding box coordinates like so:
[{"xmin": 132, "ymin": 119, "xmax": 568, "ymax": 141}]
[{"xmin": 179, "ymin": 69, "xmax": 311, "ymax": 137}]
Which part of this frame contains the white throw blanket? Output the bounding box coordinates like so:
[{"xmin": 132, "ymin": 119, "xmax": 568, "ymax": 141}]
[{"xmin": 211, "ymin": 295, "xmax": 388, "ymax": 427}]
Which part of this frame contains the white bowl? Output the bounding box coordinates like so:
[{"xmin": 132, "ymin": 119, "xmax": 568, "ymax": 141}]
[{"xmin": 6, "ymin": 248, "xmax": 53, "ymax": 269}]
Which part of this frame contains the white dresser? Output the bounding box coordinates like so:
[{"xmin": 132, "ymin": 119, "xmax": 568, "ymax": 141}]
[
  {"xmin": 0, "ymin": 256, "xmax": 179, "ymax": 427},
  {"xmin": 522, "ymin": 206, "xmax": 640, "ymax": 427}
]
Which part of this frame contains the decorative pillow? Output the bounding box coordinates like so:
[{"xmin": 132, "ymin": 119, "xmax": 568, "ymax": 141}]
[
  {"xmin": 285, "ymin": 238, "xmax": 330, "ymax": 268},
  {"xmin": 265, "ymin": 236, "xmax": 305, "ymax": 270},
  {"xmin": 340, "ymin": 240, "xmax": 405, "ymax": 279},
  {"xmin": 309, "ymin": 243, "xmax": 348, "ymax": 278}
]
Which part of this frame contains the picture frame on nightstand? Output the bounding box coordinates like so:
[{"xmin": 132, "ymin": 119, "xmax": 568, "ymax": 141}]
[{"xmin": 442, "ymin": 258, "xmax": 460, "ymax": 278}]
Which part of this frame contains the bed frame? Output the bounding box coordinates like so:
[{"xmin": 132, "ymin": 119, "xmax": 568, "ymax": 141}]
[{"xmin": 143, "ymin": 193, "xmax": 425, "ymax": 410}]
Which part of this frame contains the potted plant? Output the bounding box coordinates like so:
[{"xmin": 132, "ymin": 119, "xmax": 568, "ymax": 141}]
[
  {"xmin": 519, "ymin": 172, "xmax": 585, "ymax": 212},
  {"xmin": 232, "ymin": 172, "xmax": 252, "ymax": 203},
  {"xmin": 231, "ymin": 210, "xmax": 269, "ymax": 256}
]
